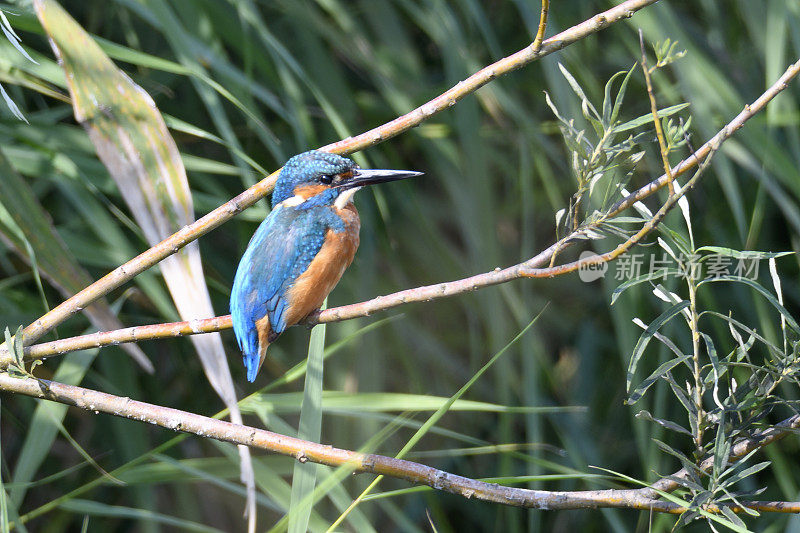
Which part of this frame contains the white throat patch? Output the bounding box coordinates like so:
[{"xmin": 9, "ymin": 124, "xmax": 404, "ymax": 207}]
[
  {"xmin": 334, "ymin": 187, "xmax": 361, "ymax": 209},
  {"xmin": 280, "ymin": 195, "xmax": 305, "ymax": 207}
]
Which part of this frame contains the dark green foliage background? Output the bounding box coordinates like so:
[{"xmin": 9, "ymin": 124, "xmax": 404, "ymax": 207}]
[{"xmin": 0, "ymin": 1, "xmax": 798, "ymax": 531}]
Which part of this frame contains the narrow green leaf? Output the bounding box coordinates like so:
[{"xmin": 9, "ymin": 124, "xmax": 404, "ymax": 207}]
[
  {"xmin": 288, "ymin": 306, "xmax": 327, "ymax": 533},
  {"xmin": 0, "ymin": 82, "xmax": 26, "ymax": 122},
  {"xmin": 635, "ymin": 410, "xmax": 692, "ymax": 436},
  {"xmin": 699, "ymin": 276, "xmax": 799, "ymax": 333},
  {"xmin": 612, "ymin": 103, "xmax": 690, "ymax": 133},
  {"xmin": 602, "ymin": 69, "xmax": 626, "ymax": 126},
  {"xmin": 626, "ymin": 301, "xmax": 691, "ymax": 394},
  {"xmin": 696, "ymin": 247, "xmax": 794, "ymax": 260},
  {"xmin": 557, "ymin": 63, "xmax": 600, "ymax": 122},
  {"xmin": 242, "ymin": 392, "xmax": 570, "ymax": 415},
  {"xmin": 610, "ymin": 64, "xmax": 636, "ymax": 125},
  {"xmin": 721, "ymin": 506, "xmax": 748, "ymax": 528},
  {"xmin": 721, "ymin": 461, "xmax": 771, "ymax": 489},
  {"xmin": 627, "ymin": 352, "xmax": 692, "ymax": 405},
  {"xmin": 59, "ymin": 500, "xmax": 223, "ymax": 533},
  {"xmin": 712, "ymin": 411, "xmax": 729, "ymax": 481},
  {"xmin": 701, "ymin": 332, "xmax": 728, "ymax": 406}
]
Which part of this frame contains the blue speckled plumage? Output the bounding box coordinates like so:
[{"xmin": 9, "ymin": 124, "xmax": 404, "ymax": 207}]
[
  {"xmin": 231, "ymin": 206, "xmax": 322, "ymax": 379},
  {"xmin": 230, "ymin": 150, "xmax": 422, "ymax": 382}
]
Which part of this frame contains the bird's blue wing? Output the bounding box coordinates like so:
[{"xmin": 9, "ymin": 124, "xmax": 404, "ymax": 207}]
[{"xmin": 230, "ymin": 205, "xmax": 329, "ymax": 379}]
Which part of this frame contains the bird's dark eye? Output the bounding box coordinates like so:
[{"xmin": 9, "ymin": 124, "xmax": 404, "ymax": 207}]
[{"xmin": 320, "ymin": 174, "xmax": 334, "ymax": 184}]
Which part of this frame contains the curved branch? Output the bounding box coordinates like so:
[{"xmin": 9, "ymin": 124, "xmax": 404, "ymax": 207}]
[
  {"xmin": 1, "ymin": 373, "xmax": 797, "ymax": 517},
  {"xmin": 9, "ymin": 54, "xmax": 800, "ymax": 366},
  {"xmin": 15, "ymin": 0, "xmax": 660, "ymax": 348}
]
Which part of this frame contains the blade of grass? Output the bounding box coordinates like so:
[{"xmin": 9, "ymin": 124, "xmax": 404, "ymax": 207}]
[
  {"xmin": 288, "ymin": 303, "xmax": 327, "ymax": 533},
  {"xmin": 58, "ymin": 499, "xmax": 224, "ymax": 533}
]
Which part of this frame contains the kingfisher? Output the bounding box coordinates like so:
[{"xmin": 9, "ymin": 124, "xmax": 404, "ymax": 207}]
[{"xmin": 230, "ymin": 150, "xmax": 422, "ymax": 382}]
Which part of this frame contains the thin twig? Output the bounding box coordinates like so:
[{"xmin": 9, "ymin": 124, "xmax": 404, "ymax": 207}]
[
  {"xmin": 532, "ymin": 0, "xmax": 549, "ymax": 51},
  {"xmin": 8, "ymin": 55, "xmax": 800, "ymax": 366},
  {"xmin": 13, "ymin": 0, "xmax": 660, "ymax": 349},
  {"xmin": 1, "ymin": 373, "xmax": 797, "ymax": 517},
  {"xmin": 639, "ymin": 29, "xmax": 676, "ymax": 195},
  {"xmin": 687, "ymin": 276, "xmax": 705, "ymax": 453}
]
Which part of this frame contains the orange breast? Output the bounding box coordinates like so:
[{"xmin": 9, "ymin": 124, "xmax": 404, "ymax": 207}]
[{"xmin": 283, "ymin": 205, "xmax": 360, "ymax": 326}]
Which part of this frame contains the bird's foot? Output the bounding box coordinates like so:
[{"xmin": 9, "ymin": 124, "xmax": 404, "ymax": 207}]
[{"xmin": 302, "ymin": 308, "xmax": 323, "ymax": 328}]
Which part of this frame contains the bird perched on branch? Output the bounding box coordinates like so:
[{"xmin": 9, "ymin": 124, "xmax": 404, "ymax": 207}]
[{"xmin": 230, "ymin": 150, "xmax": 422, "ymax": 382}]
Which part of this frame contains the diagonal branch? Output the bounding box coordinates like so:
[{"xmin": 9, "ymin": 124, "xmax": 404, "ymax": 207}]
[
  {"xmin": 15, "ymin": 0, "xmax": 660, "ymax": 348},
  {"xmin": 9, "ymin": 54, "xmax": 800, "ymax": 366},
  {"xmin": 0, "ymin": 373, "xmax": 797, "ymax": 517}
]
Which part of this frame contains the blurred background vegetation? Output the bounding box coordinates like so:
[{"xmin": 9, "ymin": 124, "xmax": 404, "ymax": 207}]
[{"xmin": 0, "ymin": 0, "xmax": 799, "ymax": 531}]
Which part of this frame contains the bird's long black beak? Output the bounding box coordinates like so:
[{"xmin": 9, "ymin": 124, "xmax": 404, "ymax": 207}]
[{"xmin": 337, "ymin": 168, "xmax": 423, "ymax": 189}]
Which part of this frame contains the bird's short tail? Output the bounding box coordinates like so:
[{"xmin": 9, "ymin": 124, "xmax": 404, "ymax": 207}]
[
  {"xmin": 242, "ymin": 315, "xmax": 276, "ymax": 382},
  {"xmin": 245, "ymin": 341, "xmax": 269, "ymax": 382},
  {"xmin": 231, "ymin": 299, "xmax": 273, "ymax": 382}
]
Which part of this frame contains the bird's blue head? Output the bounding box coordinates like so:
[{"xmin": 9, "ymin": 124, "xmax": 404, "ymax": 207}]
[
  {"xmin": 272, "ymin": 151, "xmax": 356, "ymax": 208},
  {"xmin": 271, "ymin": 150, "xmax": 423, "ymax": 209}
]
